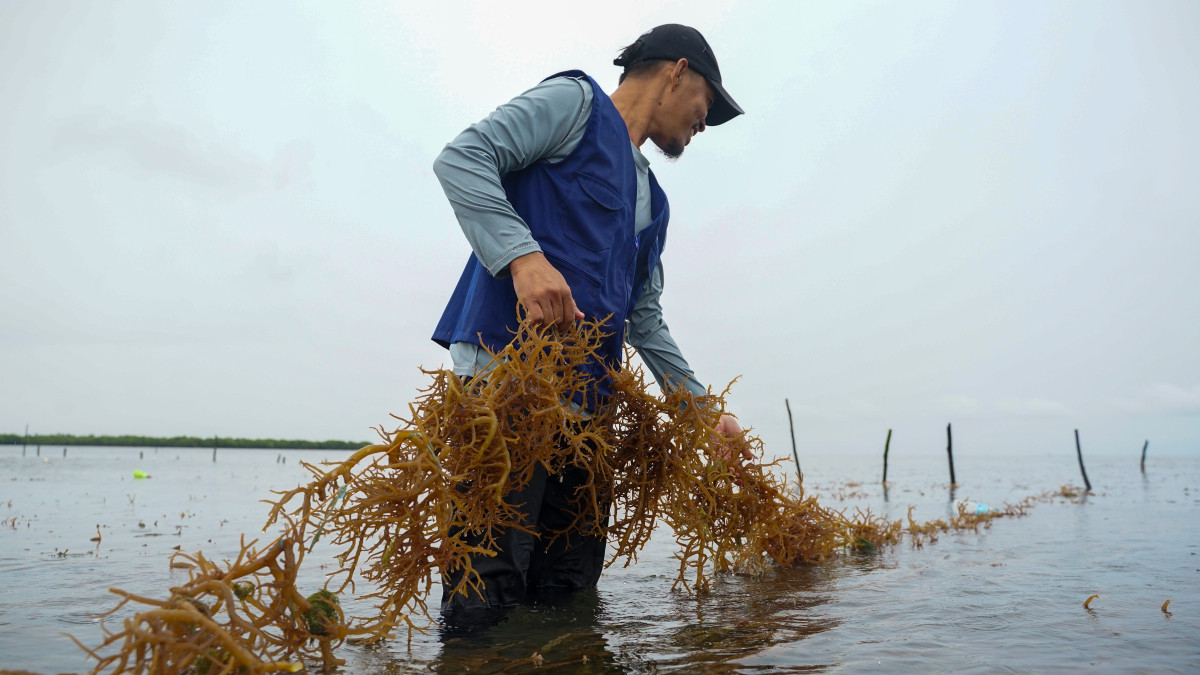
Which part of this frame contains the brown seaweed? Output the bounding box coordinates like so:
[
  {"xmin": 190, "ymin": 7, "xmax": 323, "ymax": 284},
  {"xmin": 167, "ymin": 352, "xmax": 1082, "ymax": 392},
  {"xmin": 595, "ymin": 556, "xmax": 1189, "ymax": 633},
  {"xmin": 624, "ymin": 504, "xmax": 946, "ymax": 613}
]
[{"xmin": 78, "ymin": 317, "xmax": 1072, "ymax": 672}]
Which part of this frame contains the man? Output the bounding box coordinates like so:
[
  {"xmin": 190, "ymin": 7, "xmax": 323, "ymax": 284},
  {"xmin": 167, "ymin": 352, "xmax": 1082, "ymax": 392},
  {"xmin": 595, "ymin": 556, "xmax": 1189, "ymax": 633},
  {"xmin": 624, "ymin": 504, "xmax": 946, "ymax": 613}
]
[{"xmin": 431, "ymin": 24, "xmax": 746, "ymax": 624}]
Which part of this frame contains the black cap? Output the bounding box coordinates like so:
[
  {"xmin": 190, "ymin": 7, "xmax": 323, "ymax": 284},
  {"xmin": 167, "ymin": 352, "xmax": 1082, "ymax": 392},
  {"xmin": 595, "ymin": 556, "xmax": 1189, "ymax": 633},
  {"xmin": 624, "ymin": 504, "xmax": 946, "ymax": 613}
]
[{"xmin": 613, "ymin": 24, "xmax": 744, "ymax": 126}]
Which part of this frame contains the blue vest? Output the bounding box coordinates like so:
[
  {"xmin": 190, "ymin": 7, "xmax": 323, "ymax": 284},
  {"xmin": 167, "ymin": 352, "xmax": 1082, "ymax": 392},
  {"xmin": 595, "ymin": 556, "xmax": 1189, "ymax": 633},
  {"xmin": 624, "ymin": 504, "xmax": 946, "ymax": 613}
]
[{"xmin": 433, "ymin": 71, "xmax": 670, "ymax": 402}]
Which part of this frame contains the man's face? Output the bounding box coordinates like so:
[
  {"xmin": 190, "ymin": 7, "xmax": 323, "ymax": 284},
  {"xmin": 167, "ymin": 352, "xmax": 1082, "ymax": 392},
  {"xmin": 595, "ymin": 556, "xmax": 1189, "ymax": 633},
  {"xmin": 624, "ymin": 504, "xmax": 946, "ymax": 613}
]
[{"xmin": 650, "ymin": 68, "xmax": 713, "ymax": 160}]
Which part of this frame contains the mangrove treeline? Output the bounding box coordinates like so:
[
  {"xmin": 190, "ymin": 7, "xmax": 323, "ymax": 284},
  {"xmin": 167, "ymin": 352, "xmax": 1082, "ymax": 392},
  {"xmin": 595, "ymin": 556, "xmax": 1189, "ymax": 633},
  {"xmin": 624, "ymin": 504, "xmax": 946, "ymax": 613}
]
[{"xmin": 0, "ymin": 434, "xmax": 369, "ymax": 450}]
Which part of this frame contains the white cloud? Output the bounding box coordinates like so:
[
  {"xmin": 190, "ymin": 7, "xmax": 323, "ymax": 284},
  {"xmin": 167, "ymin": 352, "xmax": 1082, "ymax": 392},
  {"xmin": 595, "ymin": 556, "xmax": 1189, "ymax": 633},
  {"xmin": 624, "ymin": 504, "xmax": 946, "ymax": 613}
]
[
  {"xmin": 1112, "ymin": 384, "xmax": 1200, "ymax": 415},
  {"xmin": 53, "ymin": 111, "xmax": 266, "ymax": 194},
  {"xmin": 272, "ymin": 139, "xmax": 316, "ymax": 191},
  {"xmin": 935, "ymin": 394, "xmax": 983, "ymax": 417},
  {"xmin": 996, "ymin": 397, "xmax": 1069, "ymax": 417}
]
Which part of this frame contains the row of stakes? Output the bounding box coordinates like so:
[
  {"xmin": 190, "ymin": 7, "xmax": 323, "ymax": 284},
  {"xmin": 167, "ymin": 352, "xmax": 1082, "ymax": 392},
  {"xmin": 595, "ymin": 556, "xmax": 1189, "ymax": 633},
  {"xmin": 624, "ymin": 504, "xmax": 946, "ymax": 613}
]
[
  {"xmin": 784, "ymin": 399, "xmax": 1153, "ymax": 492},
  {"xmin": 18, "ymin": 434, "xmax": 287, "ymax": 464},
  {"xmin": 17, "ymin": 411, "xmax": 1157, "ymax": 487}
]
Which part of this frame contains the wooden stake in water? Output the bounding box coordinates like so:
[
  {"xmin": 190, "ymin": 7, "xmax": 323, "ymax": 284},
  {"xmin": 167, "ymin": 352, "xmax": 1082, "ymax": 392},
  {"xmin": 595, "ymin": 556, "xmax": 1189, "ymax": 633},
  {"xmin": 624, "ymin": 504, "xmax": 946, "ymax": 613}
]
[
  {"xmin": 1074, "ymin": 429, "xmax": 1092, "ymax": 492},
  {"xmin": 213, "ymin": 435, "xmax": 218, "ymax": 462},
  {"xmin": 1140, "ymin": 440, "xmax": 1149, "ymax": 473},
  {"xmin": 785, "ymin": 398, "xmax": 802, "ymax": 483},
  {"xmin": 23, "ymin": 423, "xmax": 28, "ymax": 454},
  {"xmin": 882, "ymin": 428, "xmax": 892, "ymax": 484},
  {"xmin": 946, "ymin": 423, "xmax": 957, "ymax": 485}
]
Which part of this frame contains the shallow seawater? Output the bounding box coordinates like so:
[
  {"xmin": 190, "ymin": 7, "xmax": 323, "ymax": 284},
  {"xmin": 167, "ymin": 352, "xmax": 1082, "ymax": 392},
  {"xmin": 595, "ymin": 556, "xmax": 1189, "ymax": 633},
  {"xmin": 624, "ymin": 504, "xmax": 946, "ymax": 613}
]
[{"xmin": 1, "ymin": 445, "xmax": 1197, "ymax": 673}]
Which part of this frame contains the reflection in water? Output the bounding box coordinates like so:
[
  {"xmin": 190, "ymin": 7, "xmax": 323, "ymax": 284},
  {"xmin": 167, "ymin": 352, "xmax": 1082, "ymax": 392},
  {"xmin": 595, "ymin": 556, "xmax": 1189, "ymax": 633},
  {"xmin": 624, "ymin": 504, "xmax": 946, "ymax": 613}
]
[
  {"xmin": 431, "ymin": 588, "xmax": 620, "ymax": 673},
  {"xmin": 367, "ymin": 560, "xmax": 854, "ymax": 673},
  {"xmin": 651, "ymin": 563, "xmax": 844, "ymax": 671},
  {"xmin": 347, "ymin": 559, "xmax": 854, "ymax": 672}
]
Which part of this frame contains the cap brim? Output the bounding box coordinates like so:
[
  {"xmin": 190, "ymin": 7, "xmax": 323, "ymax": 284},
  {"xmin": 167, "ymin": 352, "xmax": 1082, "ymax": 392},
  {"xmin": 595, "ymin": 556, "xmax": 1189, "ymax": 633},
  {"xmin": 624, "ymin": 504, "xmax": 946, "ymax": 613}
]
[{"xmin": 705, "ymin": 79, "xmax": 743, "ymax": 126}]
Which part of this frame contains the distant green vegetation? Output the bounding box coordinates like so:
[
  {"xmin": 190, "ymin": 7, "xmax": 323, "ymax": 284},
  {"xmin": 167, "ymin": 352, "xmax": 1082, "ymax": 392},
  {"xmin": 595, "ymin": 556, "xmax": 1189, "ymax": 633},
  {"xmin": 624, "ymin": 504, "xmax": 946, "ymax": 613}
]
[{"xmin": 0, "ymin": 433, "xmax": 369, "ymax": 450}]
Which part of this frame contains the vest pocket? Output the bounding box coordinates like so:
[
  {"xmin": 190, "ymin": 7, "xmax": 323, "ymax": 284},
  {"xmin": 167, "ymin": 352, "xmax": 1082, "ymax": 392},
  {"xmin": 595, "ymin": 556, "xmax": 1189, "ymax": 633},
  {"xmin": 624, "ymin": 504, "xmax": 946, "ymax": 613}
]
[
  {"xmin": 559, "ymin": 172, "xmax": 625, "ymax": 254},
  {"xmin": 543, "ymin": 250, "xmax": 602, "ymax": 289}
]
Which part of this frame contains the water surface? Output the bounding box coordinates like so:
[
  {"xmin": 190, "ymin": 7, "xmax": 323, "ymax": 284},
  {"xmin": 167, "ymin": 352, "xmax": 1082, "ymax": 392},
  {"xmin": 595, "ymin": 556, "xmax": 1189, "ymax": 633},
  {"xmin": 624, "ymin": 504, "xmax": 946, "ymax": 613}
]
[{"xmin": 1, "ymin": 445, "xmax": 1196, "ymax": 672}]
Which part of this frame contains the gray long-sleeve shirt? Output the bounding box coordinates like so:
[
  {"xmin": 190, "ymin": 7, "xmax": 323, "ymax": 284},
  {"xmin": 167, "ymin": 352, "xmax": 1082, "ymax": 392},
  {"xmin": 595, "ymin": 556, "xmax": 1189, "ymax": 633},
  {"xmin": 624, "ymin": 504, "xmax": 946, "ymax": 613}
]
[{"xmin": 433, "ymin": 75, "xmax": 706, "ymax": 398}]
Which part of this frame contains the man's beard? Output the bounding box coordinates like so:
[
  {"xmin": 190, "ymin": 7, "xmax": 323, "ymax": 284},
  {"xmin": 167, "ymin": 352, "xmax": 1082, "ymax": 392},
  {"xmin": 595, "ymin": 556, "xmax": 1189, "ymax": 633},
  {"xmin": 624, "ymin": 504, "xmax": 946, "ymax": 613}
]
[{"xmin": 654, "ymin": 137, "xmax": 684, "ymax": 161}]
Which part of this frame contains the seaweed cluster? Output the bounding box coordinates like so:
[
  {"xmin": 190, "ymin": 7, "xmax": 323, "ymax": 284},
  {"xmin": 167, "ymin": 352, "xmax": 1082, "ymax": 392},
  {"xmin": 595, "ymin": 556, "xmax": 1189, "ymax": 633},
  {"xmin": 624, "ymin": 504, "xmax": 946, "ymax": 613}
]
[
  {"xmin": 73, "ymin": 536, "xmax": 342, "ymax": 674},
  {"xmin": 78, "ymin": 318, "xmax": 1064, "ymax": 673}
]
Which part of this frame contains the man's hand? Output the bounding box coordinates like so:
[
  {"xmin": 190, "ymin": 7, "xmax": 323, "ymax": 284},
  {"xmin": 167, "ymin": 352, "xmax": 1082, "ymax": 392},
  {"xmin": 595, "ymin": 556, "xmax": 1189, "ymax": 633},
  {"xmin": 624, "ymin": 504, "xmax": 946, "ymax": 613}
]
[
  {"xmin": 714, "ymin": 413, "xmax": 754, "ymax": 483},
  {"xmin": 509, "ymin": 252, "xmax": 585, "ymax": 330}
]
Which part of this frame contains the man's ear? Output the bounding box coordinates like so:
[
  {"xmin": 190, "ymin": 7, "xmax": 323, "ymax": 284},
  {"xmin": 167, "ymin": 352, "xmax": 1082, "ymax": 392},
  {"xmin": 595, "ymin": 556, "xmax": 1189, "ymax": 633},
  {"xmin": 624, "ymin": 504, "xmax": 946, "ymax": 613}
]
[{"xmin": 669, "ymin": 58, "xmax": 689, "ymax": 89}]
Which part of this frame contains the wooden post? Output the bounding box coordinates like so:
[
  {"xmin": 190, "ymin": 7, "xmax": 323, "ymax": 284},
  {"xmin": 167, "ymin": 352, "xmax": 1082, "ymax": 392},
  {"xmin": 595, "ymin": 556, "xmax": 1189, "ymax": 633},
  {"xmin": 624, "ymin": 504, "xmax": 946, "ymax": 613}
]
[
  {"xmin": 882, "ymin": 428, "xmax": 892, "ymax": 484},
  {"xmin": 946, "ymin": 423, "xmax": 956, "ymax": 486},
  {"xmin": 1074, "ymin": 429, "xmax": 1092, "ymax": 492},
  {"xmin": 1140, "ymin": 440, "xmax": 1149, "ymax": 473},
  {"xmin": 785, "ymin": 399, "xmax": 802, "ymax": 483},
  {"xmin": 23, "ymin": 424, "xmax": 28, "ymax": 454},
  {"xmin": 213, "ymin": 435, "xmax": 218, "ymax": 462}
]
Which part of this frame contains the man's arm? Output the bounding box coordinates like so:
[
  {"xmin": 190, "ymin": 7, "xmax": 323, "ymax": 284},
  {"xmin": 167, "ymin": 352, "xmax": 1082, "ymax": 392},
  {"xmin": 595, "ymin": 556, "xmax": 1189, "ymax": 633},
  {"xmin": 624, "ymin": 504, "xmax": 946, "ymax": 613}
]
[
  {"xmin": 626, "ymin": 262, "xmax": 708, "ymax": 398},
  {"xmin": 627, "ymin": 264, "xmax": 750, "ymax": 463},
  {"xmin": 432, "ymin": 77, "xmax": 592, "ymax": 328}
]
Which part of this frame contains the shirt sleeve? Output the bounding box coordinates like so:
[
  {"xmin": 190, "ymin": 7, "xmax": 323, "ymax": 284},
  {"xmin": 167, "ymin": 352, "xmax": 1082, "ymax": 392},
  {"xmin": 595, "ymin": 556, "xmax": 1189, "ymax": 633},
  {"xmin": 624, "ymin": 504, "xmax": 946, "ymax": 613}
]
[
  {"xmin": 432, "ymin": 76, "xmax": 592, "ymax": 278},
  {"xmin": 625, "ymin": 262, "xmax": 708, "ymax": 398}
]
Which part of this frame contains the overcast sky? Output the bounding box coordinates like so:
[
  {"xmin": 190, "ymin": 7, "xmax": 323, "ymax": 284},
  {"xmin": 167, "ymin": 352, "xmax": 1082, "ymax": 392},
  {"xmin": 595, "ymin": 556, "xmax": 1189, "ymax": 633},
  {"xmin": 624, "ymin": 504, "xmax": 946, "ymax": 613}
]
[{"xmin": 2, "ymin": 1, "xmax": 1196, "ymax": 462}]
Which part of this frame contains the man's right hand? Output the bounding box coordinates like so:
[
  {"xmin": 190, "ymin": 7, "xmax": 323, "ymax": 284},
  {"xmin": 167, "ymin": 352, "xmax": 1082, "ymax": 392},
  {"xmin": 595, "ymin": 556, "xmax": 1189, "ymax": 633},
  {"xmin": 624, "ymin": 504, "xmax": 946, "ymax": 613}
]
[{"xmin": 508, "ymin": 252, "xmax": 585, "ymax": 329}]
